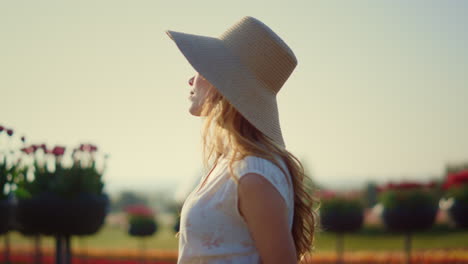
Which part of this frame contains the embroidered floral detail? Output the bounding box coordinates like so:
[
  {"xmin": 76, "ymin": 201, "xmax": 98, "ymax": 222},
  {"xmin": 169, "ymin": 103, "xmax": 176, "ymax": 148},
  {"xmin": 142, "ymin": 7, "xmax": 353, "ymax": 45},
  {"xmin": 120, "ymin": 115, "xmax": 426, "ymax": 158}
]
[
  {"xmin": 214, "ymin": 202, "xmax": 223, "ymax": 210},
  {"xmin": 201, "ymin": 233, "xmax": 224, "ymax": 249}
]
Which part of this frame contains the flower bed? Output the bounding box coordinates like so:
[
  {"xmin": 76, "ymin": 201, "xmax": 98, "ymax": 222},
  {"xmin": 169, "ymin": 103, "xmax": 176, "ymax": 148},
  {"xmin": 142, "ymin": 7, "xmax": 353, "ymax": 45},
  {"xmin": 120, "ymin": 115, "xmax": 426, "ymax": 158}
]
[
  {"xmin": 14, "ymin": 143, "xmax": 109, "ymax": 236},
  {"xmin": 125, "ymin": 204, "xmax": 158, "ymax": 237},
  {"xmin": 2, "ymin": 248, "xmax": 468, "ymax": 264},
  {"xmin": 443, "ymin": 169, "xmax": 468, "ymax": 228},
  {"xmin": 300, "ymin": 250, "xmax": 468, "ymax": 264},
  {"xmin": 318, "ymin": 190, "xmax": 364, "ymax": 233},
  {"xmin": 1, "ymin": 125, "xmax": 26, "ymax": 234},
  {"xmin": 378, "ymin": 181, "xmax": 440, "ymax": 232},
  {"xmin": 0, "ymin": 246, "xmax": 177, "ymax": 264}
]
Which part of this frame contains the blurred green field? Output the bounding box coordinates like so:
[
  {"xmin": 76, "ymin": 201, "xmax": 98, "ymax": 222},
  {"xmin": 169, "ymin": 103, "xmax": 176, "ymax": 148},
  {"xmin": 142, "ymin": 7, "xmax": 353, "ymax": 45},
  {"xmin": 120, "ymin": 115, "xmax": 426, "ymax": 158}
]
[{"xmin": 8, "ymin": 223, "xmax": 468, "ymax": 252}]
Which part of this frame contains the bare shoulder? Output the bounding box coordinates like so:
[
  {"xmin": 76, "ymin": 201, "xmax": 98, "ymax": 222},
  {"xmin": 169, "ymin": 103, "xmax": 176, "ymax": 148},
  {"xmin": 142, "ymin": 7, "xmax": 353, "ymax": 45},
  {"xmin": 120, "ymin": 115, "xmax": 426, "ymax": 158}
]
[
  {"xmin": 237, "ymin": 173, "xmax": 297, "ymax": 263},
  {"xmin": 237, "ymin": 172, "xmax": 288, "ymax": 219},
  {"xmin": 238, "ymin": 172, "xmax": 272, "ymax": 189}
]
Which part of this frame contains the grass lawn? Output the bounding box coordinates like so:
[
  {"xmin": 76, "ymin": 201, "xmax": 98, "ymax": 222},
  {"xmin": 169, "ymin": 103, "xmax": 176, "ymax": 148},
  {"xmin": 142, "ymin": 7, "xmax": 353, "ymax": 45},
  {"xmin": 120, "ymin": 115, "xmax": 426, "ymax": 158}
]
[
  {"xmin": 8, "ymin": 224, "xmax": 179, "ymax": 252},
  {"xmin": 7, "ymin": 223, "xmax": 468, "ymax": 252},
  {"xmin": 314, "ymin": 225, "xmax": 468, "ymax": 251}
]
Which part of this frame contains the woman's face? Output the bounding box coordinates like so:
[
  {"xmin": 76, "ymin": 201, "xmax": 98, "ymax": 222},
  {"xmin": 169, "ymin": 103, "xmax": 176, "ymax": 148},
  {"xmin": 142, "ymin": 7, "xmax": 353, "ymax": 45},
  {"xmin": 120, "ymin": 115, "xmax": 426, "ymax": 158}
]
[{"xmin": 188, "ymin": 72, "xmax": 215, "ymax": 116}]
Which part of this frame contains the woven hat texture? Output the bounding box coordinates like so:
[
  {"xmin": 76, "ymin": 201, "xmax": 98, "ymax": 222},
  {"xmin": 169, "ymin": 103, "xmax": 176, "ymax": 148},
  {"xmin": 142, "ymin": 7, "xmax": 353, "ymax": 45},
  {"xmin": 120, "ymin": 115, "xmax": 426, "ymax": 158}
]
[{"xmin": 166, "ymin": 16, "xmax": 297, "ymax": 148}]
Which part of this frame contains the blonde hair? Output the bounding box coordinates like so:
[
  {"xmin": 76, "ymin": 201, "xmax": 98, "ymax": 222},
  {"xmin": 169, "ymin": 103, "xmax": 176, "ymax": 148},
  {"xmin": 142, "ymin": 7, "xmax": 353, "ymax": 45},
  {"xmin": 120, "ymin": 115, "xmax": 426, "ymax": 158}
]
[{"xmin": 198, "ymin": 87, "xmax": 320, "ymax": 262}]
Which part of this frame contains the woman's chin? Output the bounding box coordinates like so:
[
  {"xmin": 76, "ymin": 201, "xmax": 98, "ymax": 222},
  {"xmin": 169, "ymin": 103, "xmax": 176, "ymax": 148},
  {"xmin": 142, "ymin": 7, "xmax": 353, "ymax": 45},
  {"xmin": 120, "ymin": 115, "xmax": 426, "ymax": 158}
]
[{"xmin": 189, "ymin": 107, "xmax": 201, "ymax": 116}]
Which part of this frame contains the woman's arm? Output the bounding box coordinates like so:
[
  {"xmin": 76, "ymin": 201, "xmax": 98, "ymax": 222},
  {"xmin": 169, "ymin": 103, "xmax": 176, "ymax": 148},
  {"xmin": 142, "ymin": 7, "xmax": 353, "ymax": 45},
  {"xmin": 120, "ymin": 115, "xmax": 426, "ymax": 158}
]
[{"xmin": 238, "ymin": 173, "xmax": 297, "ymax": 264}]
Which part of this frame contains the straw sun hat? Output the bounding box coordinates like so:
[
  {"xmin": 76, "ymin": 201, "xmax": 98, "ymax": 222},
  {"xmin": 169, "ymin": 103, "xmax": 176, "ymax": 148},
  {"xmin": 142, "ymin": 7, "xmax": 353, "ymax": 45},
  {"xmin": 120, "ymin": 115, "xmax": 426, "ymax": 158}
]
[{"xmin": 165, "ymin": 16, "xmax": 297, "ymax": 148}]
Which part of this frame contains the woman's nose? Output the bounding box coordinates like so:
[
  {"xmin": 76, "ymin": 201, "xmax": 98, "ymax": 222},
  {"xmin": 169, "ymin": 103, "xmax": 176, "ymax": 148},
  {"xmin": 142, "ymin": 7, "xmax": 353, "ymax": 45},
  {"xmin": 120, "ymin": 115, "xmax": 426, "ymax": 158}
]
[{"xmin": 189, "ymin": 76, "xmax": 194, "ymax": 86}]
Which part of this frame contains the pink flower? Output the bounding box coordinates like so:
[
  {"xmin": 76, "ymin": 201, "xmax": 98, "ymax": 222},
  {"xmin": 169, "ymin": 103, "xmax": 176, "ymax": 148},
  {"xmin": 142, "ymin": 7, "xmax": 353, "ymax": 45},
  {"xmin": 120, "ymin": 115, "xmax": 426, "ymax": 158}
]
[
  {"xmin": 21, "ymin": 146, "xmax": 35, "ymax": 155},
  {"xmin": 125, "ymin": 204, "xmax": 154, "ymax": 217},
  {"xmin": 79, "ymin": 144, "xmax": 88, "ymax": 152},
  {"xmin": 79, "ymin": 143, "xmax": 99, "ymax": 152},
  {"xmin": 318, "ymin": 190, "xmax": 337, "ymax": 199}
]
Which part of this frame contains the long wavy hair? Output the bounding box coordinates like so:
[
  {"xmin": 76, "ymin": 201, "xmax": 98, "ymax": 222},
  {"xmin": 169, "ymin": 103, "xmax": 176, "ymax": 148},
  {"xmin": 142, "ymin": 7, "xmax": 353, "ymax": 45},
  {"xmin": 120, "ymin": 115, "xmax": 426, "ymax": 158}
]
[{"xmin": 198, "ymin": 85, "xmax": 320, "ymax": 262}]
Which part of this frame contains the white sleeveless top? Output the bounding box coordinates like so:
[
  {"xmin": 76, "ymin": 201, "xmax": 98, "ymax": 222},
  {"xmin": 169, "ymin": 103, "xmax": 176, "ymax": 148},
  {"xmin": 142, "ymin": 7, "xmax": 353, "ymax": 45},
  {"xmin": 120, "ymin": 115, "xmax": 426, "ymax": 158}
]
[{"xmin": 177, "ymin": 155, "xmax": 294, "ymax": 264}]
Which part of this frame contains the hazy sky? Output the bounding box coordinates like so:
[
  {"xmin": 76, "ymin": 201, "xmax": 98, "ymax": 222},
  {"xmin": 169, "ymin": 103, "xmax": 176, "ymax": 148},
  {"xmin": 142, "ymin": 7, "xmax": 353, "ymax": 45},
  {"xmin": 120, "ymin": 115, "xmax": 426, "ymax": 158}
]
[{"xmin": 1, "ymin": 0, "xmax": 467, "ymax": 196}]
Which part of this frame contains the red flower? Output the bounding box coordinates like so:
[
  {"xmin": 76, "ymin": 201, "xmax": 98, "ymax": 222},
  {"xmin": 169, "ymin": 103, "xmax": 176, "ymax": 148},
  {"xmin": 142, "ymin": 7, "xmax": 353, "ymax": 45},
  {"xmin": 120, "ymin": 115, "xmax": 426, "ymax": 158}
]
[
  {"xmin": 378, "ymin": 181, "xmax": 435, "ymax": 192},
  {"xmin": 79, "ymin": 143, "xmax": 99, "ymax": 152},
  {"xmin": 31, "ymin": 144, "xmax": 39, "ymax": 152},
  {"xmin": 427, "ymin": 180, "xmax": 437, "ymax": 188},
  {"xmin": 79, "ymin": 144, "xmax": 88, "ymax": 152},
  {"xmin": 90, "ymin": 144, "xmax": 98, "ymax": 152},
  {"xmin": 125, "ymin": 204, "xmax": 154, "ymax": 217},
  {"xmin": 443, "ymin": 170, "xmax": 468, "ymax": 190},
  {"xmin": 40, "ymin": 144, "xmax": 47, "ymax": 152},
  {"xmin": 0, "ymin": 125, "xmax": 3, "ymax": 132},
  {"xmin": 6, "ymin": 129, "xmax": 13, "ymax": 136},
  {"xmin": 52, "ymin": 146, "xmax": 66, "ymax": 156},
  {"xmin": 397, "ymin": 182, "xmax": 425, "ymax": 189}
]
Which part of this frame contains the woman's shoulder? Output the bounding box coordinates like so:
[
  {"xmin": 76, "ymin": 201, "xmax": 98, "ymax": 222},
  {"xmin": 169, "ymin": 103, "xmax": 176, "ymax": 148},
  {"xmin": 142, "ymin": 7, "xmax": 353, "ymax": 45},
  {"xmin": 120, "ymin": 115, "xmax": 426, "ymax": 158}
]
[
  {"xmin": 231, "ymin": 154, "xmax": 293, "ymax": 210},
  {"xmin": 232, "ymin": 155, "xmax": 290, "ymax": 184},
  {"xmin": 237, "ymin": 155, "xmax": 283, "ymax": 168}
]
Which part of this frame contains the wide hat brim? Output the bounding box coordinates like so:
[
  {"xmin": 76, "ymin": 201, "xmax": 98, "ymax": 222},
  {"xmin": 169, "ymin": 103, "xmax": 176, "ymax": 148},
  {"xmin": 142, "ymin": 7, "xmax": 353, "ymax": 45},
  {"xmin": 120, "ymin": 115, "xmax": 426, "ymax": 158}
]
[{"xmin": 166, "ymin": 30, "xmax": 286, "ymax": 148}]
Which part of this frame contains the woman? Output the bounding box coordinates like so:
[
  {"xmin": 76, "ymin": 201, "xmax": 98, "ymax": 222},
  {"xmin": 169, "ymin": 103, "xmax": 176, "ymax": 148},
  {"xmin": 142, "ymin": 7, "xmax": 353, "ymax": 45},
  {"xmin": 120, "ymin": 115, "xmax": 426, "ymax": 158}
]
[{"xmin": 166, "ymin": 16, "xmax": 318, "ymax": 264}]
